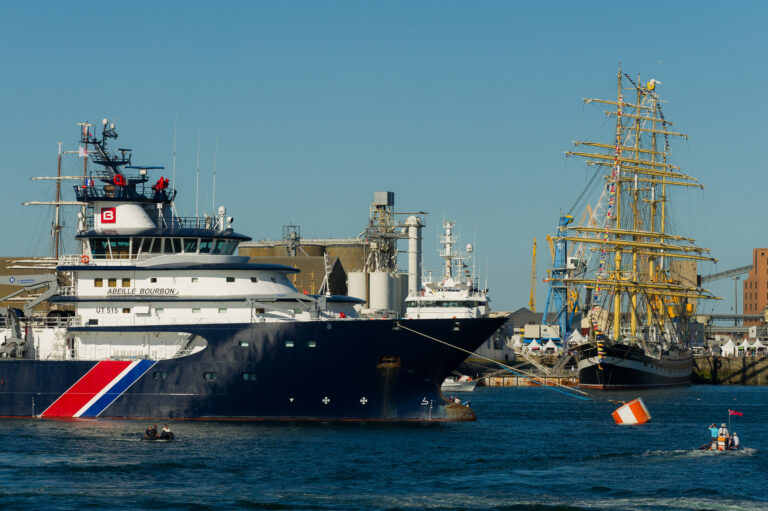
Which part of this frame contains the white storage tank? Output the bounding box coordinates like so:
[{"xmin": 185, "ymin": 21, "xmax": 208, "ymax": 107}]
[
  {"xmin": 347, "ymin": 271, "xmax": 368, "ymax": 305},
  {"xmin": 369, "ymin": 271, "xmax": 394, "ymax": 312}
]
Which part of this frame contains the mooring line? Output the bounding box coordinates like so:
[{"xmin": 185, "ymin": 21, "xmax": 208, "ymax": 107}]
[{"xmin": 396, "ymin": 321, "xmax": 592, "ymax": 401}]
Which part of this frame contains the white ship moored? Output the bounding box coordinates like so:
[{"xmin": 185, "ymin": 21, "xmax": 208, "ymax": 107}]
[{"xmin": 405, "ymin": 220, "xmax": 489, "ymax": 319}]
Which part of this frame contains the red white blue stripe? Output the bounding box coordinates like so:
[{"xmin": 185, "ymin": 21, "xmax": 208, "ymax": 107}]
[{"xmin": 41, "ymin": 360, "xmax": 155, "ymax": 418}]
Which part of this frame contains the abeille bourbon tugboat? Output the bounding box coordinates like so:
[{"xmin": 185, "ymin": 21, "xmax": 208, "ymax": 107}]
[{"xmin": 0, "ymin": 119, "xmax": 506, "ymax": 421}]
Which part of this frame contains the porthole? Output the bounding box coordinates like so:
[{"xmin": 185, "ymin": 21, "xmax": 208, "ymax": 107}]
[
  {"xmin": 250, "ymin": 277, "xmax": 258, "ymax": 283},
  {"xmin": 203, "ymin": 372, "xmax": 218, "ymax": 381},
  {"xmin": 307, "ymin": 340, "xmax": 317, "ymax": 348},
  {"xmin": 285, "ymin": 340, "xmax": 294, "ymax": 348},
  {"xmin": 153, "ymin": 371, "xmax": 167, "ymax": 381},
  {"xmin": 239, "ymin": 340, "xmax": 249, "ymax": 347},
  {"xmin": 226, "ymin": 277, "xmax": 235, "ymax": 283},
  {"xmin": 242, "ymin": 372, "xmax": 256, "ymax": 381}
]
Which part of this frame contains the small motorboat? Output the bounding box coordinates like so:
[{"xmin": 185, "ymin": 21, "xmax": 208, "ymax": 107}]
[
  {"xmin": 143, "ymin": 431, "xmax": 174, "ymax": 442},
  {"xmin": 441, "ymin": 375, "xmax": 478, "ymax": 392},
  {"xmin": 697, "ymin": 438, "xmax": 739, "ymax": 451}
]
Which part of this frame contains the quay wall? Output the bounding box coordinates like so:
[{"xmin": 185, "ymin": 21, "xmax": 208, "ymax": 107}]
[
  {"xmin": 693, "ymin": 356, "xmax": 768, "ymax": 385},
  {"xmin": 482, "ymin": 376, "xmax": 579, "ymax": 387}
]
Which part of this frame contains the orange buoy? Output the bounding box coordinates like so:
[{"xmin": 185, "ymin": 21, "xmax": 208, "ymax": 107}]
[
  {"xmin": 113, "ymin": 174, "xmax": 126, "ymax": 186},
  {"xmin": 611, "ymin": 397, "xmax": 652, "ymax": 425},
  {"xmin": 80, "ymin": 255, "xmax": 90, "ymax": 264}
]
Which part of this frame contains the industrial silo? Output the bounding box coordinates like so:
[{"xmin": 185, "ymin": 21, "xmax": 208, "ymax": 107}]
[
  {"xmin": 347, "ymin": 271, "xmax": 368, "ymax": 304},
  {"xmin": 369, "ymin": 271, "xmax": 394, "ymax": 312}
]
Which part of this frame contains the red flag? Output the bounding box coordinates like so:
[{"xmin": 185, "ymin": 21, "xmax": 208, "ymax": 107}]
[{"xmin": 728, "ymin": 409, "xmax": 743, "ymax": 416}]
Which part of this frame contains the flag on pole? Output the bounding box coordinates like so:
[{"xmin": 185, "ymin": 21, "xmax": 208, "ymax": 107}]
[
  {"xmin": 78, "ymin": 146, "xmax": 89, "ymax": 158},
  {"xmin": 728, "ymin": 409, "xmax": 743, "ymax": 416}
]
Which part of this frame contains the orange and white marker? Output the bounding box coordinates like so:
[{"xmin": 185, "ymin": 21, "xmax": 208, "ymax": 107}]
[{"xmin": 611, "ymin": 397, "xmax": 652, "ymax": 425}]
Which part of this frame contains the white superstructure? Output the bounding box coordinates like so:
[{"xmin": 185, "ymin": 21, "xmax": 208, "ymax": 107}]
[
  {"xmin": 1, "ymin": 121, "xmax": 361, "ymax": 363},
  {"xmin": 404, "ymin": 220, "xmax": 489, "ymax": 319}
]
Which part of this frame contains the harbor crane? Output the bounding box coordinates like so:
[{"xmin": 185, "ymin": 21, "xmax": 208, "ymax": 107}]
[
  {"xmin": 700, "ymin": 265, "xmax": 751, "ymax": 325},
  {"xmin": 700, "ymin": 265, "xmax": 751, "ymax": 283}
]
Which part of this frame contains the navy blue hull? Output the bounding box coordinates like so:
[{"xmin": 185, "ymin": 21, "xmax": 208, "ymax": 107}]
[
  {"xmin": 0, "ymin": 317, "xmax": 505, "ymax": 421},
  {"xmin": 577, "ymin": 343, "xmax": 692, "ymax": 390}
]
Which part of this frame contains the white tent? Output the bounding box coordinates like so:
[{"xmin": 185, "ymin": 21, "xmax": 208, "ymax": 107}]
[
  {"xmin": 527, "ymin": 340, "xmax": 542, "ymax": 352},
  {"xmin": 566, "ymin": 329, "xmax": 587, "ymax": 346},
  {"xmin": 543, "ymin": 339, "xmax": 559, "ymax": 352},
  {"xmin": 721, "ymin": 339, "xmax": 736, "ymax": 356},
  {"xmin": 739, "ymin": 339, "xmax": 751, "ymax": 350},
  {"xmin": 752, "ymin": 339, "xmax": 766, "ymax": 349}
]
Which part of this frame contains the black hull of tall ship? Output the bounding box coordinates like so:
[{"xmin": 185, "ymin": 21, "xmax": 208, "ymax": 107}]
[
  {"xmin": 0, "ymin": 317, "xmax": 505, "ymax": 422},
  {"xmin": 576, "ymin": 342, "xmax": 692, "ymax": 390}
]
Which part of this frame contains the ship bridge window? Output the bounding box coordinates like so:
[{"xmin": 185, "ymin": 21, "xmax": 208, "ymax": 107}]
[
  {"xmin": 183, "ymin": 238, "xmax": 198, "ymax": 253},
  {"xmin": 199, "ymin": 238, "xmax": 213, "ymax": 254},
  {"xmin": 131, "ymin": 238, "xmax": 141, "ymax": 257},
  {"xmin": 139, "ymin": 238, "xmax": 152, "ymax": 254},
  {"xmin": 159, "ymin": 237, "xmax": 182, "ymax": 254},
  {"xmin": 110, "ymin": 238, "xmax": 130, "ymax": 259},
  {"xmin": 229, "ymin": 241, "xmax": 239, "ymax": 255},
  {"xmin": 150, "ymin": 238, "xmax": 162, "ymax": 253},
  {"xmin": 90, "ymin": 239, "xmax": 109, "ymax": 258},
  {"xmin": 212, "ymin": 239, "xmax": 227, "ymax": 254}
]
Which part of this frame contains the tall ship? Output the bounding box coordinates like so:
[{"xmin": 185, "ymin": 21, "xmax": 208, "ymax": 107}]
[
  {"xmin": 547, "ymin": 69, "xmax": 718, "ymax": 389},
  {"xmin": 404, "ymin": 220, "xmax": 489, "ymax": 320},
  {"xmin": 0, "ymin": 120, "xmax": 506, "ymax": 420}
]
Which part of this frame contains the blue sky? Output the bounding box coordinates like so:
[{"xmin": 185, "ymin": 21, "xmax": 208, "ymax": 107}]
[{"xmin": 0, "ymin": 1, "xmax": 765, "ymax": 313}]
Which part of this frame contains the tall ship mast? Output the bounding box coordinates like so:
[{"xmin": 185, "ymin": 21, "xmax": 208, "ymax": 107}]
[
  {"xmin": 549, "ymin": 69, "xmax": 719, "ymax": 389},
  {"xmin": 0, "ymin": 120, "xmax": 507, "ymax": 420}
]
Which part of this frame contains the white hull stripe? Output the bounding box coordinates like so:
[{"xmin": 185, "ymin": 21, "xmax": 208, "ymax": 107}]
[{"xmin": 77, "ymin": 360, "xmax": 156, "ymax": 417}]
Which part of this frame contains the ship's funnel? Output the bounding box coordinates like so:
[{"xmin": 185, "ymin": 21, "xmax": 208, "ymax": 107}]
[{"xmin": 405, "ymin": 215, "xmax": 422, "ymax": 297}]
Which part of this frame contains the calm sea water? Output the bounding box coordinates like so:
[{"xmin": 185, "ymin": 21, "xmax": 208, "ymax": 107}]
[{"xmin": 1, "ymin": 385, "xmax": 766, "ymax": 510}]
